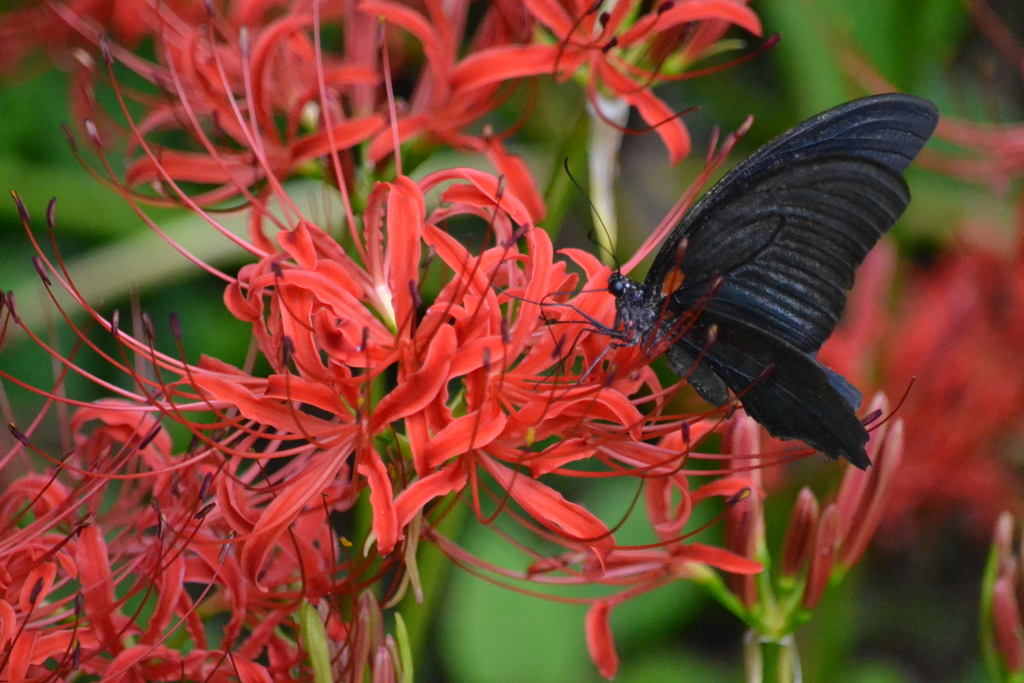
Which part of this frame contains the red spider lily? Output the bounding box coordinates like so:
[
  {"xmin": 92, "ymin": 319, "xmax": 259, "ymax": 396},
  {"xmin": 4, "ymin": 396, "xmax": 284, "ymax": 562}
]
[
  {"xmin": 189, "ymin": 164, "xmax": 732, "ymax": 568},
  {"xmin": 40, "ymin": 0, "xmax": 545, "ymax": 219},
  {"xmin": 0, "ymin": 373, "xmax": 406, "ymax": 680},
  {"xmin": 834, "ymin": 12, "xmax": 1024, "ymax": 541},
  {"xmin": 879, "ymin": 246, "xmax": 1024, "ymax": 538},
  {"xmin": 3, "ymin": 150, "xmax": 758, "ymax": 678},
  {"xmin": 1, "ymin": 70, "xmax": 875, "ymax": 677},
  {"xmin": 0, "ymin": 4, "xmax": 827, "ymax": 679},
  {"xmin": 0, "ymin": 0, "xmax": 205, "ymax": 72},
  {"xmin": 450, "ymin": 0, "xmax": 763, "ymax": 164},
  {"xmin": 0, "ymin": 403, "xmax": 294, "ymax": 681}
]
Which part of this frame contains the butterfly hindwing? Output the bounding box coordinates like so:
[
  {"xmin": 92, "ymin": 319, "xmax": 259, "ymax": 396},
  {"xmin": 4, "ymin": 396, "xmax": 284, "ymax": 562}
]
[{"xmin": 676, "ymin": 312, "xmax": 872, "ymax": 468}]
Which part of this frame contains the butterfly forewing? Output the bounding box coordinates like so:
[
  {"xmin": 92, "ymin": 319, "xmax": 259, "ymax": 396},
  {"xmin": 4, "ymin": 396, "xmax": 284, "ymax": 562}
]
[
  {"xmin": 668, "ymin": 155, "xmax": 910, "ymax": 352},
  {"xmin": 644, "ymin": 94, "xmax": 938, "ymax": 353}
]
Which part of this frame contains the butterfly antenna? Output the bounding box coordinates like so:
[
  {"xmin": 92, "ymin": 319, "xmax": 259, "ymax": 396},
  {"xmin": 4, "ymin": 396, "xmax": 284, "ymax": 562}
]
[{"xmin": 563, "ymin": 158, "xmax": 620, "ymax": 270}]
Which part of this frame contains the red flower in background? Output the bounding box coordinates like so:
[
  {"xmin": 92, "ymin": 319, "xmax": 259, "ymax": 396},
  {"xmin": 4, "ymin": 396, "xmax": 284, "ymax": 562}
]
[
  {"xmin": 818, "ymin": 234, "xmax": 1024, "ymax": 538},
  {"xmin": 451, "ymin": 0, "xmax": 763, "ymax": 164},
  {"xmin": 43, "ymin": 0, "xmax": 543, "ymax": 218},
  {"xmin": 827, "ymin": 0, "xmax": 1024, "ymax": 542},
  {"xmin": 880, "ymin": 245, "xmax": 1024, "ymax": 536}
]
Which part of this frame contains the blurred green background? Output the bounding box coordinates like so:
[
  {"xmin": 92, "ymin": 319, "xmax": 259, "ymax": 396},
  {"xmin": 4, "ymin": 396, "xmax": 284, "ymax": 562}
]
[{"xmin": 1, "ymin": 0, "xmax": 1020, "ymax": 681}]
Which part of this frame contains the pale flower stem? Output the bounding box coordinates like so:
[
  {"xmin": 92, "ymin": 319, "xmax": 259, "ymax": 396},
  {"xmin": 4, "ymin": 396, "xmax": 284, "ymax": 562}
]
[
  {"xmin": 587, "ymin": 94, "xmax": 630, "ymax": 265},
  {"xmin": 744, "ymin": 631, "xmax": 802, "ymax": 683}
]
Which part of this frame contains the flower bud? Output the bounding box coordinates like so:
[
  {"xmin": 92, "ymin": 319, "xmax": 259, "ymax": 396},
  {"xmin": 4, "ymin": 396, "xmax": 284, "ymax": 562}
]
[
  {"xmin": 780, "ymin": 487, "xmax": 819, "ymax": 578},
  {"xmin": 802, "ymin": 504, "xmax": 839, "ymax": 610}
]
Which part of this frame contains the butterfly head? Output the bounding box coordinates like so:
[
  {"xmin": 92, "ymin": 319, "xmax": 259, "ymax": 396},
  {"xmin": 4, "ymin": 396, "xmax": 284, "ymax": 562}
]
[{"xmin": 608, "ymin": 272, "xmax": 653, "ymax": 343}]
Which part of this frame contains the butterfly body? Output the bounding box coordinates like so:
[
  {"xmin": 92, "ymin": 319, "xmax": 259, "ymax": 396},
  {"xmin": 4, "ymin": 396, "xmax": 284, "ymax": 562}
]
[{"xmin": 610, "ymin": 94, "xmax": 939, "ymax": 468}]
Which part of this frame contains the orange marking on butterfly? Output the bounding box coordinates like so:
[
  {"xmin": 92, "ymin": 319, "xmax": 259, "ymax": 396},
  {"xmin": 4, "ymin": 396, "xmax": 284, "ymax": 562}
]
[{"xmin": 661, "ymin": 268, "xmax": 686, "ymax": 297}]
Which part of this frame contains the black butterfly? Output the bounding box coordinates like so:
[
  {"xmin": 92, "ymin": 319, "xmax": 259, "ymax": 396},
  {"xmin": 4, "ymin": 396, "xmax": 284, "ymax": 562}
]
[{"xmin": 608, "ymin": 94, "xmax": 939, "ymax": 469}]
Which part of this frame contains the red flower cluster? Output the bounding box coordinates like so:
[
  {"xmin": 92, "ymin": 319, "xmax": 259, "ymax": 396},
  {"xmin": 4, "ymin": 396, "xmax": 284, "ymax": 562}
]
[
  {"xmin": 1, "ymin": 1, "xmax": 888, "ymax": 681},
  {"xmin": 880, "ymin": 246, "xmax": 1024, "ymax": 536},
  {"xmin": 3, "ymin": 162, "xmax": 768, "ymax": 679}
]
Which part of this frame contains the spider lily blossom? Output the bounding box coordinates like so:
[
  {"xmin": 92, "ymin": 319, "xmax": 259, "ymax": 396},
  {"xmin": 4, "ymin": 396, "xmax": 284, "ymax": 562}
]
[{"xmin": 451, "ymin": 0, "xmax": 763, "ymax": 164}]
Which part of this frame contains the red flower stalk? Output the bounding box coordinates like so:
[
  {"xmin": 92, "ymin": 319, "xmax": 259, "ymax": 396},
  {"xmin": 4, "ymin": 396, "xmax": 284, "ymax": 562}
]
[
  {"xmin": 834, "ymin": 397, "xmax": 903, "ymax": 570},
  {"xmin": 792, "ymin": 393, "xmax": 904, "ymax": 610},
  {"xmin": 698, "ymin": 394, "xmax": 907, "ymax": 631}
]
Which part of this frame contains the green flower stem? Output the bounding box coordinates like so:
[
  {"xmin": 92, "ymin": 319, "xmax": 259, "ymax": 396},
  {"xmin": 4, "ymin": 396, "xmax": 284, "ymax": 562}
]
[
  {"xmin": 745, "ymin": 631, "xmax": 802, "ymax": 683},
  {"xmin": 980, "ymin": 533, "xmax": 1004, "ymax": 682},
  {"xmin": 540, "ymin": 107, "xmax": 589, "ymax": 242},
  {"xmin": 396, "ymin": 492, "xmax": 468, "ymax": 665}
]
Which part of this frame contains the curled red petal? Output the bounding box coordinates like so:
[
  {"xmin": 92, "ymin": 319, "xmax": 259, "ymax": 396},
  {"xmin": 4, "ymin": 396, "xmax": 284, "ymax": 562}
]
[
  {"xmin": 277, "ymin": 220, "xmax": 317, "ymax": 271},
  {"xmin": 386, "ymin": 176, "xmax": 427, "ymax": 328},
  {"xmin": 76, "ymin": 524, "xmax": 121, "ymax": 646},
  {"xmin": 530, "ymin": 437, "xmax": 598, "ymax": 476},
  {"xmin": 125, "ymin": 150, "xmax": 265, "ymax": 187},
  {"xmin": 0, "ymin": 600, "xmax": 16, "ymax": 651},
  {"xmin": 290, "ymin": 114, "xmax": 387, "ymax": 162},
  {"xmin": 585, "ymin": 600, "xmax": 619, "ymax": 679},
  {"xmin": 361, "ymin": 0, "xmax": 449, "ymax": 85},
  {"xmin": 691, "ymin": 476, "xmax": 759, "ymax": 503},
  {"xmin": 142, "ymin": 555, "xmax": 185, "ymax": 644},
  {"xmin": 479, "ymin": 456, "xmax": 615, "ymax": 559},
  {"xmin": 191, "ymin": 372, "xmax": 338, "ymax": 436},
  {"xmin": 485, "ymin": 140, "xmax": 547, "ymax": 222},
  {"xmin": 18, "ymin": 562, "xmax": 55, "ymax": 614},
  {"xmin": 676, "ymin": 542, "xmax": 762, "ymax": 574},
  {"xmin": 360, "ymin": 452, "xmax": 400, "ymax": 555},
  {"xmin": 449, "ymin": 44, "xmax": 584, "ymax": 92},
  {"xmin": 524, "ymin": 0, "xmax": 575, "ymax": 37},
  {"xmin": 618, "ymin": 0, "xmax": 763, "ymax": 47},
  {"xmin": 240, "ymin": 442, "xmax": 352, "ymax": 584},
  {"xmin": 372, "ymin": 324, "xmax": 457, "ymax": 430},
  {"xmin": 423, "ymin": 400, "xmax": 507, "ymax": 469},
  {"xmin": 596, "ymin": 61, "xmax": 691, "ymax": 164},
  {"xmin": 394, "ymin": 463, "xmax": 468, "ymax": 529}
]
